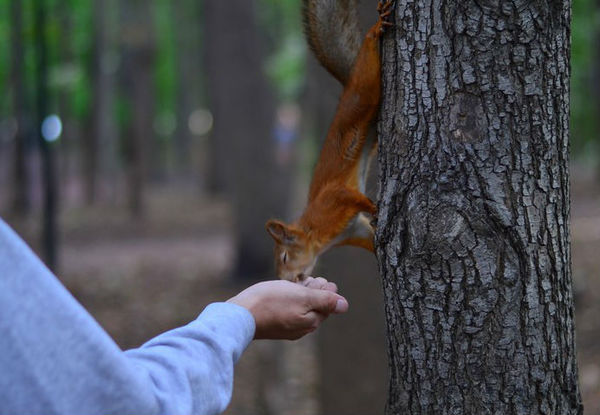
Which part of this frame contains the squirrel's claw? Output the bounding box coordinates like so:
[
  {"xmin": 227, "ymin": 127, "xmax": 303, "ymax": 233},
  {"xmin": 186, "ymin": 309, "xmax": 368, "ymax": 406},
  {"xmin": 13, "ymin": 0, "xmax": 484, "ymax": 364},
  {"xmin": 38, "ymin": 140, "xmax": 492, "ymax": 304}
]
[
  {"xmin": 376, "ymin": 1, "xmax": 395, "ymax": 33},
  {"xmin": 377, "ymin": 0, "xmax": 394, "ymax": 16}
]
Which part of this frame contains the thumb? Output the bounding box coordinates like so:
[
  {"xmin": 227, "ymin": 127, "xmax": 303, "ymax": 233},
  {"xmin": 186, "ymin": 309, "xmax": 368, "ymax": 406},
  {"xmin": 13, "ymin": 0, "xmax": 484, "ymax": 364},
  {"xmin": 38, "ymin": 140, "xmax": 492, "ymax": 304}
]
[{"xmin": 306, "ymin": 289, "xmax": 349, "ymax": 314}]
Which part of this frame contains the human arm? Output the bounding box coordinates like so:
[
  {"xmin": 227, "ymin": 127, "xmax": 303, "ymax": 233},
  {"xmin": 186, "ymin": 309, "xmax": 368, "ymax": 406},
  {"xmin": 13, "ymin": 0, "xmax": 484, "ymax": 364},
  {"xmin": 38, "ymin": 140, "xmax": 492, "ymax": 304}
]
[
  {"xmin": 0, "ymin": 219, "xmax": 257, "ymax": 415},
  {"xmin": 0, "ymin": 219, "xmax": 347, "ymax": 415}
]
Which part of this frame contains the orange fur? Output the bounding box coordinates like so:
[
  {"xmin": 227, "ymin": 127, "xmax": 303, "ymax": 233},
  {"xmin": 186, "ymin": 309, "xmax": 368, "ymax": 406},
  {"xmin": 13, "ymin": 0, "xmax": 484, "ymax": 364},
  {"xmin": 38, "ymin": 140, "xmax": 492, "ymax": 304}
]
[{"xmin": 266, "ymin": 3, "xmax": 392, "ymax": 281}]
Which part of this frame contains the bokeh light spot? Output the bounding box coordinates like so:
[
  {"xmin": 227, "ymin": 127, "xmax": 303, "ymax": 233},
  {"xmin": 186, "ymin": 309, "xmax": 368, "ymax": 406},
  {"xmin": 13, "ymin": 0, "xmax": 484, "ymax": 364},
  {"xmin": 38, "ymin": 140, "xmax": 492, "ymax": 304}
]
[
  {"xmin": 41, "ymin": 115, "xmax": 62, "ymax": 142},
  {"xmin": 188, "ymin": 109, "xmax": 213, "ymax": 136}
]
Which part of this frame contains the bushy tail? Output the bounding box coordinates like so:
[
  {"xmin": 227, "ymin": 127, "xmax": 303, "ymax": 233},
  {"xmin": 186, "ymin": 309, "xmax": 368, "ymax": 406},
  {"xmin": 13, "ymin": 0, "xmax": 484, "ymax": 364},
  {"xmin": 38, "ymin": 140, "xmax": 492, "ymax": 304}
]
[{"xmin": 302, "ymin": 0, "xmax": 362, "ymax": 86}]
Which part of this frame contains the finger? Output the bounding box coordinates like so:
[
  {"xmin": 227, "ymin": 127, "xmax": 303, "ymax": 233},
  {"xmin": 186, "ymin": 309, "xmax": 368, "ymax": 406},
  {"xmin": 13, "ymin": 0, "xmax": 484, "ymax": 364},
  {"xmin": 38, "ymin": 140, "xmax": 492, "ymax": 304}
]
[
  {"xmin": 332, "ymin": 295, "xmax": 349, "ymax": 314},
  {"xmin": 303, "ymin": 277, "xmax": 338, "ymax": 293},
  {"xmin": 302, "ymin": 310, "xmax": 327, "ymax": 329},
  {"xmin": 304, "ymin": 277, "xmax": 329, "ymax": 290},
  {"xmin": 314, "ymin": 277, "xmax": 329, "ymax": 287},
  {"xmin": 300, "ymin": 277, "xmax": 316, "ymax": 287},
  {"xmin": 305, "ymin": 289, "xmax": 339, "ymax": 314},
  {"xmin": 322, "ymin": 281, "xmax": 338, "ymax": 293}
]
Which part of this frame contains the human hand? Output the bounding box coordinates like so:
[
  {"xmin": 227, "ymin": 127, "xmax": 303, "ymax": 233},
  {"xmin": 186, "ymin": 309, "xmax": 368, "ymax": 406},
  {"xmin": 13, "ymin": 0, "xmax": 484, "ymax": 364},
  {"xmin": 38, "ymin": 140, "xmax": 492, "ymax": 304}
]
[{"xmin": 227, "ymin": 277, "xmax": 349, "ymax": 340}]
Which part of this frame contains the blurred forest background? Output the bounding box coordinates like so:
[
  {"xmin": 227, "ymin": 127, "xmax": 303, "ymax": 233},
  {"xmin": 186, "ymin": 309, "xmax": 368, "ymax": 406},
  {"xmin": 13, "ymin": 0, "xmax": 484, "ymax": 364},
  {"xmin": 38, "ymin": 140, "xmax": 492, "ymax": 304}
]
[{"xmin": 1, "ymin": 0, "xmax": 600, "ymax": 414}]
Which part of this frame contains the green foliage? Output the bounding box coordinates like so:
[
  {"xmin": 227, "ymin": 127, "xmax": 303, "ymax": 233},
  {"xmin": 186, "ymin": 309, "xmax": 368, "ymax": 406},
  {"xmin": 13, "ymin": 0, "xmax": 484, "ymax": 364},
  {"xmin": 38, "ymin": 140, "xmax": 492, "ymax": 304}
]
[
  {"xmin": 0, "ymin": 0, "xmax": 597, "ymax": 158},
  {"xmin": 571, "ymin": 0, "xmax": 600, "ymax": 154},
  {"xmin": 257, "ymin": 0, "xmax": 306, "ymax": 102},
  {"xmin": 265, "ymin": 35, "xmax": 305, "ymax": 102},
  {"xmin": 0, "ymin": 3, "xmax": 10, "ymax": 116},
  {"xmin": 51, "ymin": 0, "xmax": 93, "ymax": 120},
  {"xmin": 64, "ymin": 0, "xmax": 93, "ymax": 120}
]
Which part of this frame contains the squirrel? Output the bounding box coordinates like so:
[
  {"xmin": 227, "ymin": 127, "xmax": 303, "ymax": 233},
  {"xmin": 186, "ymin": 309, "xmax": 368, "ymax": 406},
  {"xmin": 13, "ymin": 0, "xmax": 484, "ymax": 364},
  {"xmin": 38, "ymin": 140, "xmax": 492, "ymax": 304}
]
[{"xmin": 265, "ymin": 0, "xmax": 393, "ymax": 282}]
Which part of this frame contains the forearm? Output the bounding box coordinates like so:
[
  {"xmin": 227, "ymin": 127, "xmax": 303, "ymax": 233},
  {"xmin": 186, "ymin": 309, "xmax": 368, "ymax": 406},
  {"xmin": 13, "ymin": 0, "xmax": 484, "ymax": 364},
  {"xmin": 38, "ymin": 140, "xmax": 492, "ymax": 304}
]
[
  {"xmin": 0, "ymin": 219, "xmax": 254, "ymax": 415},
  {"xmin": 124, "ymin": 303, "xmax": 255, "ymax": 415}
]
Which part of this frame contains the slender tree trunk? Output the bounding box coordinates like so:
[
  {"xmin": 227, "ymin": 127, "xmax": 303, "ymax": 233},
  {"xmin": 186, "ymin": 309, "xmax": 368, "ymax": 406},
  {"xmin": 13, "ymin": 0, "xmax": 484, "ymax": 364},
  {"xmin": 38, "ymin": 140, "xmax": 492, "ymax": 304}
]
[
  {"xmin": 376, "ymin": 1, "xmax": 582, "ymax": 413},
  {"xmin": 10, "ymin": 0, "xmax": 30, "ymax": 215},
  {"xmin": 172, "ymin": 0, "xmax": 198, "ymax": 176},
  {"xmin": 88, "ymin": 0, "xmax": 117, "ymax": 203},
  {"xmin": 34, "ymin": 0, "xmax": 58, "ymax": 270},
  {"xmin": 97, "ymin": 0, "xmax": 118, "ymax": 202},
  {"xmin": 119, "ymin": 0, "xmax": 156, "ymax": 217},
  {"xmin": 596, "ymin": 0, "xmax": 600, "ymax": 181},
  {"xmin": 56, "ymin": 0, "xmax": 76, "ymax": 205}
]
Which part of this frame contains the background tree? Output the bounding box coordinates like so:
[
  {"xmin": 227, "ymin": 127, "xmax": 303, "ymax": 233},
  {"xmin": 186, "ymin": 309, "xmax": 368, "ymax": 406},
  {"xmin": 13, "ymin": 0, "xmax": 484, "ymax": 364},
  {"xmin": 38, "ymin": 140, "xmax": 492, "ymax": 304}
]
[
  {"xmin": 376, "ymin": 1, "xmax": 583, "ymax": 413},
  {"xmin": 118, "ymin": 0, "xmax": 156, "ymax": 216},
  {"xmin": 204, "ymin": 0, "xmax": 291, "ymax": 280},
  {"xmin": 34, "ymin": 0, "xmax": 58, "ymax": 270},
  {"xmin": 88, "ymin": 0, "xmax": 117, "ymax": 203},
  {"xmin": 171, "ymin": 0, "xmax": 200, "ymax": 176},
  {"xmin": 9, "ymin": 0, "xmax": 30, "ymax": 215}
]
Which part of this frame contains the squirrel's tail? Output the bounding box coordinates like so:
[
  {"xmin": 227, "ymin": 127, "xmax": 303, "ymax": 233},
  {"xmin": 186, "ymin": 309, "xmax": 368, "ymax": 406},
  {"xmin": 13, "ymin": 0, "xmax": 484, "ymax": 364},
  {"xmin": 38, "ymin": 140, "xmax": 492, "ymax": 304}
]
[{"xmin": 302, "ymin": 0, "xmax": 362, "ymax": 86}]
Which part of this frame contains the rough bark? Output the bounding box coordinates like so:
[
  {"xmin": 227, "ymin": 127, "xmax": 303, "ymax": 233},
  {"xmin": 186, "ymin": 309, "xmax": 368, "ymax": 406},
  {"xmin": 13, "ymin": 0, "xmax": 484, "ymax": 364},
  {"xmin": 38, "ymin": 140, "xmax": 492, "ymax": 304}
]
[{"xmin": 376, "ymin": 1, "xmax": 582, "ymax": 414}]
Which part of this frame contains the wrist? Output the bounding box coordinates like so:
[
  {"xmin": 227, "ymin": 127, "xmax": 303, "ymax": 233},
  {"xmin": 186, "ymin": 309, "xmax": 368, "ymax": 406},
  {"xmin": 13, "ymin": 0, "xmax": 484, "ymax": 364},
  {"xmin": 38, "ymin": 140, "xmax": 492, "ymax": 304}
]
[{"xmin": 227, "ymin": 296, "xmax": 259, "ymax": 324}]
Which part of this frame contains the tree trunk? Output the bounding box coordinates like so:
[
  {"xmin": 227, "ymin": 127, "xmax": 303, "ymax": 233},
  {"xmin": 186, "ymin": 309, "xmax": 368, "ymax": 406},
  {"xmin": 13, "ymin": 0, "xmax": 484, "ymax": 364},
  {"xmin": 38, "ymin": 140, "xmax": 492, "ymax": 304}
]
[
  {"xmin": 10, "ymin": 0, "xmax": 31, "ymax": 215},
  {"xmin": 119, "ymin": 0, "xmax": 156, "ymax": 217},
  {"xmin": 376, "ymin": 1, "xmax": 583, "ymax": 413},
  {"xmin": 596, "ymin": 0, "xmax": 600, "ymax": 182},
  {"xmin": 56, "ymin": 0, "xmax": 79, "ymax": 207},
  {"xmin": 89, "ymin": 0, "xmax": 117, "ymax": 203},
  {"xmin": 203, "ymin": 0, "xmax": 236, "ymax": 195},
  {"xmin": 172, "ymin": 0, "xmax": 199, "ymax": 176},
  {"xmin": 204, "ymin": 0, "xmax": 290, "ymax": 280},
  {"xmin": 34, "ymin": 0, "xmax": 58, "ymax": 271}
]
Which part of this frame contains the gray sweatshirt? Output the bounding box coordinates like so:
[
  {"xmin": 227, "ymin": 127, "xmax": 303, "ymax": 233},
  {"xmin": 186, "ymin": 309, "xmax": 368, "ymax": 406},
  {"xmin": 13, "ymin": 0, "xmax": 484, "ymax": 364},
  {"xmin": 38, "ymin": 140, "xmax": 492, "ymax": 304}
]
[{"xmin": 0, "ymin": 219, "xmax": 255, "ymax": 415}]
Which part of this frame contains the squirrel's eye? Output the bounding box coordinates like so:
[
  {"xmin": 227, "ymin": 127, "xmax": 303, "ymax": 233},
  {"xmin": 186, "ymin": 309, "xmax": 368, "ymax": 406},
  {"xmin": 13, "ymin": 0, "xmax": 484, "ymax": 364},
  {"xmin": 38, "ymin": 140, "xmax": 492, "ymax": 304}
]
[{"xmin": 281, "ymin": 252, "xmax": 288, "ymax": 264}]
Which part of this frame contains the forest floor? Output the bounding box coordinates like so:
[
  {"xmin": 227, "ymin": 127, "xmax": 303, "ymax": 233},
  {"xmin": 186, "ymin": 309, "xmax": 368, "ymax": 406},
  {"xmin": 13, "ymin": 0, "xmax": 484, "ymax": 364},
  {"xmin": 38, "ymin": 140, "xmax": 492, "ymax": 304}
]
[{"xmin": 3, "ymin": 165, "xmax": 600, "ymax": 414}]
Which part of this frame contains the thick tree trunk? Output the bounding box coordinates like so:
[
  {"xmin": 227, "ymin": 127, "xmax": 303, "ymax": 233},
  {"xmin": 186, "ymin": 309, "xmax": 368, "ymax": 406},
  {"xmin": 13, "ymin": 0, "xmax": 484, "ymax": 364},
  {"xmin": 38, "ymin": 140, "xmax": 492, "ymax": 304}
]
[
  {"xmin": 376, "ymin": 1, "xmax": 582, "ymax": 413},
  {"xmin": 204, "ymin": 0, "xmax": 290, "ymax": 280},
  {"xmin": 203, "ymin": 0, "xmax": 237, "ymax": 195}
]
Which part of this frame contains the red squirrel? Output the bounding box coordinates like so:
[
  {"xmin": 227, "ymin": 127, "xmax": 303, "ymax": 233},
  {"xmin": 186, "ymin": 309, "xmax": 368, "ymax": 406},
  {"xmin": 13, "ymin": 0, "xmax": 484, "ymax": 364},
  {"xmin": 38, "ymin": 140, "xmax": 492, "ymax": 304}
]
[{"xmin": 266, "ymin": 0, "xmax": 393, "ymax": 281}]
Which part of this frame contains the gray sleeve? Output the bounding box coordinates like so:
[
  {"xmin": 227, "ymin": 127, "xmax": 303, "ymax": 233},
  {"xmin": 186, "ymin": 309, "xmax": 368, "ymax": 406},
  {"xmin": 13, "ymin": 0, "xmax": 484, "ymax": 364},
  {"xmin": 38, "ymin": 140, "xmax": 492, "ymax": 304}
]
[{"xmin": 0, "ymin": 219, "xmax": 255, "ymax": 415}]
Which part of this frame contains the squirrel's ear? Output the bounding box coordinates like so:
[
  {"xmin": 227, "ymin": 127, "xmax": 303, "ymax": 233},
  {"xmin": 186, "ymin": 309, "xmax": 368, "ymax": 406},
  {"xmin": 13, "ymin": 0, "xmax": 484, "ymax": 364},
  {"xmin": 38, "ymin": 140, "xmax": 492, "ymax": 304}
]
[{"xmin": 266, "ymin": 219, "xmax": 297, "ymax": 245}]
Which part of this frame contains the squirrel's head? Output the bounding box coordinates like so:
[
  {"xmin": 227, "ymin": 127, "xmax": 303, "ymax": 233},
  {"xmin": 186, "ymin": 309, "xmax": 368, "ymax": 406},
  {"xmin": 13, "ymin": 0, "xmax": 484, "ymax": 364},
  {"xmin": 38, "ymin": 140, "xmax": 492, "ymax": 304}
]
[{"xmin": 265, "ymin": 219, "xmax": 317, "ymax": 282}]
